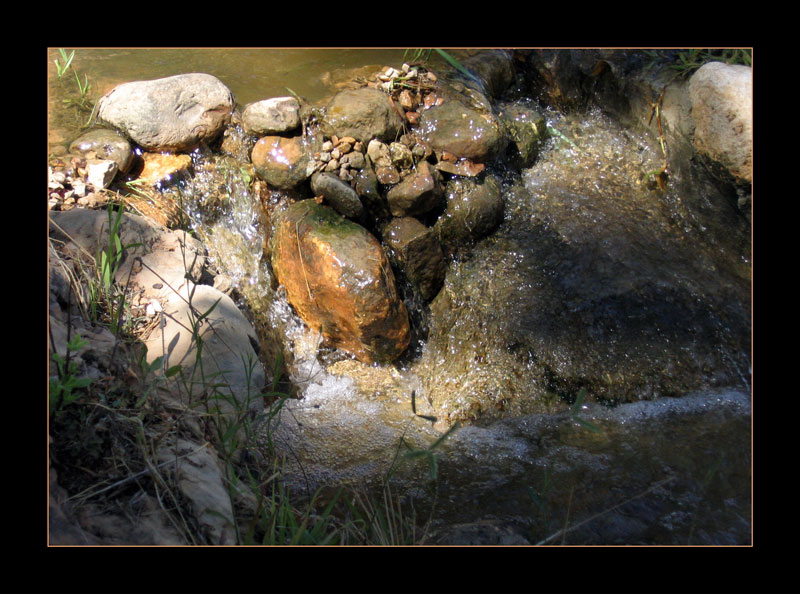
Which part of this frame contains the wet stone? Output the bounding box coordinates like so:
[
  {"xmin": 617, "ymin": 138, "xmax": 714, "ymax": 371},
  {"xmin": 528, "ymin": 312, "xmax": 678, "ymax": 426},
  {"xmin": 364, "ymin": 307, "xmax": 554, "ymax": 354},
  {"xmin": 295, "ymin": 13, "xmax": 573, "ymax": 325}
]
[
  {"xmin": 251, "ymin": 135, "xmax": 315, "ymax": 190},
  {"xmin": 269, "ymin": 200, "xmax": 410, "ymax": 364},
  {"xmin": 68, "ymin": 128, "xmax": 134, "ymax": 173},
  {"xmin": 386, "ymin": 160, "xmax": 443, "ymax": 217},
  {"xmin": 310, "ymin": 171, "xmax": 365, "ymax": 220},
  {"xmin": 383, "ymin": 216, "xmax": 446, "ymax": 301}
]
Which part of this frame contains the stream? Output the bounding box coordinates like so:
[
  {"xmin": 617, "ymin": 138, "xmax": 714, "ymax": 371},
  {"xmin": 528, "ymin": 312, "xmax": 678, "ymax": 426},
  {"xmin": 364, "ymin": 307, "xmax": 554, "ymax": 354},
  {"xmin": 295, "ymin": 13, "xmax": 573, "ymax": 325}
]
[{"xmin": 48, "ymin": 49, "xmax": 752, "ymax": 545}]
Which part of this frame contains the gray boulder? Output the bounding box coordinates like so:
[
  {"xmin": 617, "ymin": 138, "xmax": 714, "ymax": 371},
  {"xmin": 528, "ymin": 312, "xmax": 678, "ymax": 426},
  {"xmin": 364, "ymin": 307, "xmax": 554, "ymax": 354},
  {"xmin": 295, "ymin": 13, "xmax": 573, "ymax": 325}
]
[
  {"xmin": 242, "ymin": 97, "xmax": 301, "ymax": 136},
  {"xmin": 97, "ymin": 73, "xmax": 235, "ymax": 152},
  {"xmin": 689, "ymin": 61, "xmax": 752, "ymax": 183}
]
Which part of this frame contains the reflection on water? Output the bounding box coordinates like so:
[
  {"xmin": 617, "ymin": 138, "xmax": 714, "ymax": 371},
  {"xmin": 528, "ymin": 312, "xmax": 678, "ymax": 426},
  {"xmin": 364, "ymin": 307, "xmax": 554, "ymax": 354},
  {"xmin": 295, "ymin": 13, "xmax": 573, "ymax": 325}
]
[{"xmin": 48, "ymin": 48, "xmax": 414, "ymax": 104}]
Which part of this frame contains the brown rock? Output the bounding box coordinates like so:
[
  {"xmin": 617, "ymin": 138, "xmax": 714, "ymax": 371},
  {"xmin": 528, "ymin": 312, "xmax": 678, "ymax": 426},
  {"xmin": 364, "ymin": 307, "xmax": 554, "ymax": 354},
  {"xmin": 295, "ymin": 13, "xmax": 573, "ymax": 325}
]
[
  {"xmin": 270, "ymin": 200, "xmax": 410, "ymax": 363},
  {"xmin": 386, "ymin": 160, "xmax": 443, "ymax": 217},
  {"xmin": 321, "ymin": 87, "xmax": 405, "ymax": 143},
  {"xmin": 383, "ymin": 217, "xmax": 446, "ymax": 301},
  {"xmin": 251, "ymin": 135, "xmax": 314, "ymax": 190}
]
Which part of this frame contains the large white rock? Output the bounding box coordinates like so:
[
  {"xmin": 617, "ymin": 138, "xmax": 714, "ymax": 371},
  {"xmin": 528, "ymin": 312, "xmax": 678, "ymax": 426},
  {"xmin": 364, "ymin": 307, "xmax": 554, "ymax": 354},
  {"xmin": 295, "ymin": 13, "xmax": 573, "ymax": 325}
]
[
  {"xmin": 97, "ymin": 73, "xmax": 235, "ymax": 152},
  {"xmin": 689, "ymin": 62, "xmax": 752, "ymax": 183}
]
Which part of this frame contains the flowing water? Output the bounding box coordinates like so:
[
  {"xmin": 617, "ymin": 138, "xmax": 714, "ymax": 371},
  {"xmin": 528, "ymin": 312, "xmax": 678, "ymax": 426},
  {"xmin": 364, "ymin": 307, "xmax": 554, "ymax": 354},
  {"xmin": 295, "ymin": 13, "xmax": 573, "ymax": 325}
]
[{"xmin": 47, "ymin": 49, "xmax": 752, "ymax": 544}]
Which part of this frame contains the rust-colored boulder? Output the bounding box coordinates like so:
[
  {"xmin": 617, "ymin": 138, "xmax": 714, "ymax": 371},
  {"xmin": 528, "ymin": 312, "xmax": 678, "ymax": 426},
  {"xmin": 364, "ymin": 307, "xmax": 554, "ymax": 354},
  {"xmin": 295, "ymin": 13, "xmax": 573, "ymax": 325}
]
[{"xmin": 270, "ymin": 200, "xmax": 410, "ymax": 363}]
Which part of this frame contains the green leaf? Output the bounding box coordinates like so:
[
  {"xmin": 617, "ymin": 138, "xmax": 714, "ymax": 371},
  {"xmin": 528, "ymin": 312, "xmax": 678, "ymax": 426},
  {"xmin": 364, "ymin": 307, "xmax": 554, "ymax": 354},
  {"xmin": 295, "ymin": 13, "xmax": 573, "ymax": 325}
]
[
  {"xmin": 165, "ymin": 365, "xmax": 183, "ymax": 378},
  {"xmin": 195, "ymin": 297, "xmax": 222, "ymax": 324}
]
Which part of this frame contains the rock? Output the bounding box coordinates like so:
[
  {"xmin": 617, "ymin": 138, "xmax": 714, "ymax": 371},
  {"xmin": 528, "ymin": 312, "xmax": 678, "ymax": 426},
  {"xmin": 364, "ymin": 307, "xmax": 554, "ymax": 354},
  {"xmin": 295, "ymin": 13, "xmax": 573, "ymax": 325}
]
[
  {"xmin": 242, "ymin": 97, "xmax": 301, "ymax": 136},
  {"xmin": 416, "ymin": 97, "xmax": 507, "ymax": 162},
  {"xmin": 389, "ymin": 141, "xmax": 414, "ymax": 170},
  {"xmin": 434, "ymin": 158, "xmax": 486, "ymax": 177},
  {"xmin": 498, "ymin": 102, "xmax": 549, "ymax": 167},
  {"xmin": 366, "ymin": 139, "xmax": 392, "ymax": 168},
  {"xmin": 354, "ymin": 159, "xmax": 391, "ymax": 219},
  {"xmin": 49, "ymin": 208, "xmax": 205, "ymax": 302},
  {"xmin": 689, "ymin": 61, "xmax": 752, "ymax": 183},
  {"xmin": 135, "ymin": 152, "xmax": 193, "ymax": 186},
  {"xmin": 251, "ymin": 135, "xmax": 315, "ymax": 189},
  {"xmin": 86, "ymin": 159, "xmax": 119, "ymax": 189},
  {"xmin": 346, "ymin": 150, "xmax": 365, "ymax": 170},
  {"xmin": 97, "ymin": 73, "xmax": 234, "ymax": 152},
  {"xmin": 69, "ymin": 127, "xmax": 134, "ymax": 172},
  {"xmin": 383, "ymin": 216, "xmax": 446, "ymax": 301},
  {"xmin": 155, "ymin": 437, "xmax": 237, "ymax": 544},
  {"xmin": 310, "ymin": 171, "xmax": 365, "ymax": 220},
  {"xmin": 375, "ymin": 166, "xmax": 400, "ymax": 185},
  {"xmin": 386, "ymin": 160, "xmax": 443, "ymax": 217},
  {"xmin": 434, "ymin": 174, "xmax": 504, "ymax": 257},
  {"xmin": 270, "ymin": 200, "xmax": 410, "ymax": 363},
  {"xmin": 142, "ymin": 283, "xmax": 265, "ymax": 428},
  {"xmin": 459, "ymin": 50, "xmax": 516, "ymax": 99},
  {"xmin": 321, "ymin": 87, "xmax": 405, "ymax": 143}
]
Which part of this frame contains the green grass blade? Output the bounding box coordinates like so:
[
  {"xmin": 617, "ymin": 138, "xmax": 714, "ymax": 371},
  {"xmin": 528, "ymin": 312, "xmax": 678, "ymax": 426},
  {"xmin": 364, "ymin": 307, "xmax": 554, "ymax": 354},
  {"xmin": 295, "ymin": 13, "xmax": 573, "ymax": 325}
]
[{"xmin": 433, "ymin": 49, "xmax": 483, "ymax": 87}]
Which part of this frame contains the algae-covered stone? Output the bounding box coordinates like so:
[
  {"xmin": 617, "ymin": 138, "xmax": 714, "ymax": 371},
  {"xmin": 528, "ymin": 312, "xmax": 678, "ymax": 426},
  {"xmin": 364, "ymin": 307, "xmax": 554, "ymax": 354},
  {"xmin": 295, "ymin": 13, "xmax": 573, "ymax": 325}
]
[
  {"xmin": 270, "ymin": 200, "xmax": 410, "ymax": 363},
  {"xmin": 498, "ymin": 103, "xmax": 549, "ymax": 168}
]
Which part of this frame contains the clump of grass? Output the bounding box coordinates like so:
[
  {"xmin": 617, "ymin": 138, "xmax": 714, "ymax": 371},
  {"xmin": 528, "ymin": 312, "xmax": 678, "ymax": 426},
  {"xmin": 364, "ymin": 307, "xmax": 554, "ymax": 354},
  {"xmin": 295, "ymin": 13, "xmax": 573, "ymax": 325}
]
[
  {"xmin": 51, "ymin": 48, "xmax": 98, "ymax": 128},
  {"xmin": 644, "ymin": 48, "xmax": 752, "ymax": 78}
]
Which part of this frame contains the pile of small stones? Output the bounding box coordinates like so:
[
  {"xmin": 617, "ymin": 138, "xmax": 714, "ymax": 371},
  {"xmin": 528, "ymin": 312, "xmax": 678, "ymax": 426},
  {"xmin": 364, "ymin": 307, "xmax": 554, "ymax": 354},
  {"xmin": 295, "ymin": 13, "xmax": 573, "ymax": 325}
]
[
  {"xmin": 308, "ymin": 63, "xmax": 443, "ymax": 187},
  {"xmin": 48, "ymin": 157, "xmax": 112, "ymax": 211}
]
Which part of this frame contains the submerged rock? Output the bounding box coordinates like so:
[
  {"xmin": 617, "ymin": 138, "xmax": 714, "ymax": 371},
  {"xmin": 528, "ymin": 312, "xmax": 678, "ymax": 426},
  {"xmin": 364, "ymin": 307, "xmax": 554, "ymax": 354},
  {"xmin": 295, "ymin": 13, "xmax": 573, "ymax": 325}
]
[
  {"xmin": 270, "ymin": 200, "xmax": 410, "ymax": 363},
  {"xmin": 417, "ymin": 110, "xmax": 751, "ymax": 428},
  {"xmin": 96, "ymin": 73, "xmax": 235, "ymax": 152},
  {"xmin": 498, "ymin": 102, "xmax": 549, "ymax": 168}
]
